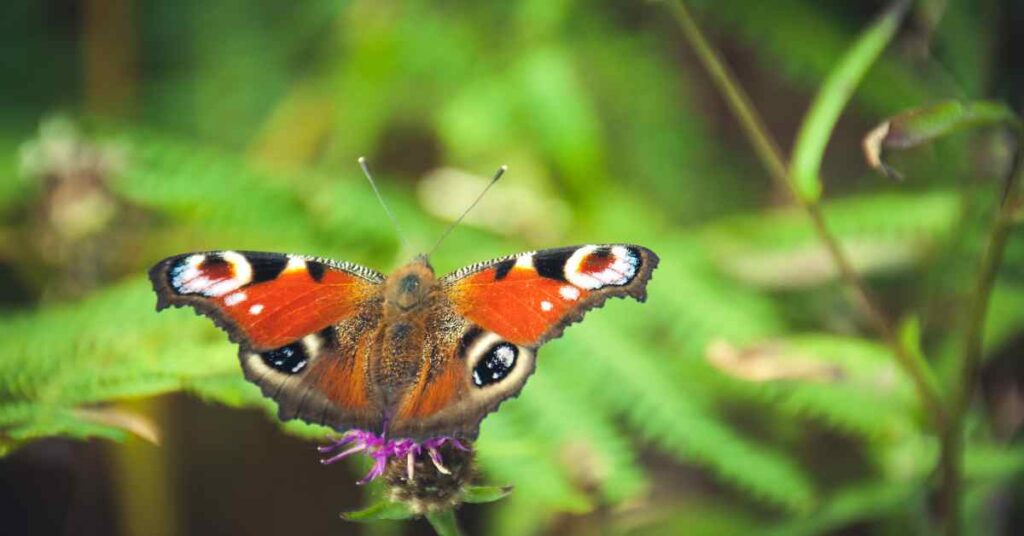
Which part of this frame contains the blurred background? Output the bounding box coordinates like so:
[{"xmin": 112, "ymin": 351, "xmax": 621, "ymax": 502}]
[{"xmin": 1, "ymin": 0, "xmax": 1023, "ymax": 534}]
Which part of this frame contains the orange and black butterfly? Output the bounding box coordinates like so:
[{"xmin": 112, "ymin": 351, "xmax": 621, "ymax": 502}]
[
  {"xmin": 149, "ymin": 244, "xmax": 658, "ymax": 440},
  {"xmin": 149, "ymin": 161, "xmax": 658, "ymax": 443}
]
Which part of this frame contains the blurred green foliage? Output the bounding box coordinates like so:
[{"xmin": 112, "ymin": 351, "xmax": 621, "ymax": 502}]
[{"xmin": 1, "ymin": 0, "xmax": 1023, "ymax": 535}]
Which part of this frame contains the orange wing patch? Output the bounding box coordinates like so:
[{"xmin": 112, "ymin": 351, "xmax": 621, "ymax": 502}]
[
  {"xmin": 443, "ymin": 245, "xmax": 658, "ymax": 348},
  {"xmin": 451, "ymin": 265, "xmax": 592, "ymax": 346},
  {"xmin": 224, "ymin": 267, "xmax": 372, "ymax": 350},
  {"xmin": 151, "ymin": 251, "xmax": 383, "ymax": 351},
  {"xmin": 395, "ymin": 360, "xmax": 466, "ymax": 420},
  {"xmin": 313, "ymin": 338, "xmax": 372, "ymax": 411}
]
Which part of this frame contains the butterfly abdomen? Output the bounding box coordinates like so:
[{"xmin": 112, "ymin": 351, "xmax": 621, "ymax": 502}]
[{"xmin": 372, "ymin": 321, "xmax": 424, "ymax": 397}]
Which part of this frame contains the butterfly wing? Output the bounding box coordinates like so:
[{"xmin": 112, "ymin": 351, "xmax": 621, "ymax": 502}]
[
  {"xmin": 388, "ymin": 244, "xmax": 659, "ymax": 439},
  {"xmin": 443, "ymin": 244, "xmax": 659, "ymax": 346},
  {"xmin": 149, "ymin": 251, "xmax": 386, "ymax": 431}
]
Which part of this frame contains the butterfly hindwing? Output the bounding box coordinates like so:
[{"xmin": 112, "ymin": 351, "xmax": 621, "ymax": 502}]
[
  {"xmin": 389, "ymin": 322, "xmax": 538, "ymax": 439},
  {"xmin": 149, "ymin": 250, "xmax": 386, "ymax": 429}
]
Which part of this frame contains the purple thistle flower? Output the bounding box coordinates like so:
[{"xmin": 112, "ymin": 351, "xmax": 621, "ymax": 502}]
[{"xmin": 319, "ymin": 429, "xmax": 470, "ymax": 485}]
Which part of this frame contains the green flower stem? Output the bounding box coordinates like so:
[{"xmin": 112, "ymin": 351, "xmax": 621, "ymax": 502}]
[
  {"xmin": 939, "ymin": 121, "xmax": 1024, "ymax": 536},
  {"xmin": 426, "ymin": 510, "xmax": 464, "ymax": 536},
  {"xmin": 663, "ymin": 0, "xmax": 947, "ymax": 427}
]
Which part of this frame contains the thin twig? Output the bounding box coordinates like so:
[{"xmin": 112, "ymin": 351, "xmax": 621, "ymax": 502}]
[
  {"xmin": 663, "ymin": 0, "xmax": 947, "ymax": 425},
  {"xmin": 955, "ymin": 126, "xmax": 1024, "ymax": 419},
  {"xmin": 663, "ymin": 0, "xmax": 789, "ymax": 192},
  {"xmin": 939, "ymin": 123, "xmax": 1024, "ymax": 536}
]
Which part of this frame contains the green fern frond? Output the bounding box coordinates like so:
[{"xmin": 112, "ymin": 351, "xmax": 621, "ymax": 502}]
[
  {"xmin": 511, "ymin": 366, "xmax": 649, "ymax": 504},
  {"xmin": 477, "ymin": 408, "xmax": 593, "ymax": 514},
  {"xmin": 702, "ymin": 191, "xmax": 960, "ymax": 288},
  {"xmin": 618, "ymin": 499, "xmax": 763, "ymax": 536},
  {"xmin": 710, "ymin": 335, "xmax": 920, "ymax": 441},
  {"xmin": 109, "ymin": 130, "xmax": 399, "ymax": 256},
  {"xmin": 536, "ymin": 238, "xmax": 817, "ymax": 511},
  {"xmin": 0, "ymin": 279, "xmax": 235, "ymax": 448},
  {"xmin": 552, "ymin": 315, "xmax": 815, "ymax": 513},
  {"xmin": 767, "ymin": 479, "xmax": 921, "ymax": 536}
]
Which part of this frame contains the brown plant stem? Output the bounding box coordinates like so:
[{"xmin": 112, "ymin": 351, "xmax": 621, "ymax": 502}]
[
  {"xmin": 663, "ymin": 0, "xmax": 788, "ymax": 192},
  {"xmin": 939, "ymin": 124, "xmax": 1024, "ymax": 536},
  {"xmin": 663, "ymin": 0, "xmax": 947, "ymax": 426}
]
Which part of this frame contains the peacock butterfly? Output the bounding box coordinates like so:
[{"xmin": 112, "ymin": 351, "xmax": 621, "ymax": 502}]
[{"xmin": 147, "ymin": 164, "xmax": 658, "ymax": 443}]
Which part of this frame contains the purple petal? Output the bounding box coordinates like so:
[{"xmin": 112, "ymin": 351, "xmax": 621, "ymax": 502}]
[
  {"xmin": 317, "ymin": 432, "xmax": 359, "ymax": 453},
  {"xmin": 317, "ymin": 429, "xmax": 468, "ymax": 484},
  {"xmin": 358, "ymin": 458, "xmax": 387, "ymax": 485},
  {"xmin": 320, "ymin": 444, "xmax": 366, "ymax": 465},
  {"xmin": 427, "ymin": 447, "xmax": 452, "ymax": 475}
]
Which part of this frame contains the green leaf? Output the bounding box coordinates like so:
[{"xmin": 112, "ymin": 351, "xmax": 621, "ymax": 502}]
[
  {"xmin": 425, "ymin": 510, "xmax": 464, "ymax": 536},
  {"xmin": 341, "ymin": 500, "xmax": 414, "ymax": 522},
  {"xmin": 462, "ymin": 485, "xmax": 513, "ymax": 504},
  {"xmin": 863, "ymin": 100, "xmax": 1019, "ymax": 178},
  {"xmin": 789, "ymin": 0, "xmax": 910, "ymax": 201},
  {"xmin": 963, "ymin": 442, "xmax": 1024, "ymax": 481},
  {"xmin": 691, "ymin": 0, "xmax": 937, "ymax": 113}
]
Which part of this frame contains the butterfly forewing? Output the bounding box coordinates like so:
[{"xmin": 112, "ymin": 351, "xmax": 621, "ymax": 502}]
[
  {"xmin": 442, "ymin": 244, "xmax": 658, "ymax": 346},
  {"xmin": 149, "ymin": 251, "xmax": 386, "ymax": 429}
]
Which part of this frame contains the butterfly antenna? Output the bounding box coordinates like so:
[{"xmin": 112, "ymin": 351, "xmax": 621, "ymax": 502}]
[
  {"xmin": 358, "ymin": 157, "xmax": 409, "ymax": 250},
  {"xmin": 428, "ymin": 164, "xmax": 507, "ymax": 256}
]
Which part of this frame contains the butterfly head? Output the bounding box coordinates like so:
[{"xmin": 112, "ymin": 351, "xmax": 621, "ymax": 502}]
[{"xmin": 385, "ymin": 256, "xmax": 436, "ymax": 311}]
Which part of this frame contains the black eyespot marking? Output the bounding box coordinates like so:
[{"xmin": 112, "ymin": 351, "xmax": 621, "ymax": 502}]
[
  {"xmin": 534, "ymin": 248, "xmax": 575, "ymax": 281},
  {"xmin": 318, "ymin": 326, "xmax": 337, "ymax": 348},
  {"xmin": 200, "ymin": 254, "xmax": 227, "ymax": 269},
  {"xmin": 250, "ymin": 256, "xmax": 288, "ymax": 284},
  {"xmin": 306, "ymin": 261, "xmax": 326, "ymax": 282},
  {"xmin": 261, "ymin": 342, "xmax": 308, "ymax": 374},
  {"xmin": 493, "ymin": 259, "xmax": 515, "ymax": 280},
  {"xmin": 472, "ymin": 342, "xmax": 518, "ymax": 387},
  {"xmin": 591, "ymin": 247, "xmax": 612, "ymax": 259},
  {"xmin": 458, "ymin": 326, "xmax": 484, "ymax": 359}
]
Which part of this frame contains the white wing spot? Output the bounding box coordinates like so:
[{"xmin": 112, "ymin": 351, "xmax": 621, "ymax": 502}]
[
  {"xmin": 564, "ymin": 245, "xmax": 638, "ymax": 290},
  {"xmin": 514, "ymin": 255, "xmax": 534, "ymax": 270},
  {"xmin": 540, "ymin": 300, "xmax": 553, "ymax": 312},
  {"xmin": 494, "ymin": 345, "xmax": 516, "ymax": 368},
  {"xmin": 171, "ymin": 251, "xmax": 252, "ymax": 297},
  {"xmin": 285, "ymin": 256, "xmax": 306, "ymax": 272},
  {"xmin": 225, "ymin": 292, "xmax": 247, "ymax": 306},
  {"xmin": 559, "ymin": 285, "xmax": 581, "ymax": 301},
  {"xmin": 249, "ymin": 304, "xmax": 264, "ymax": 315}
]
